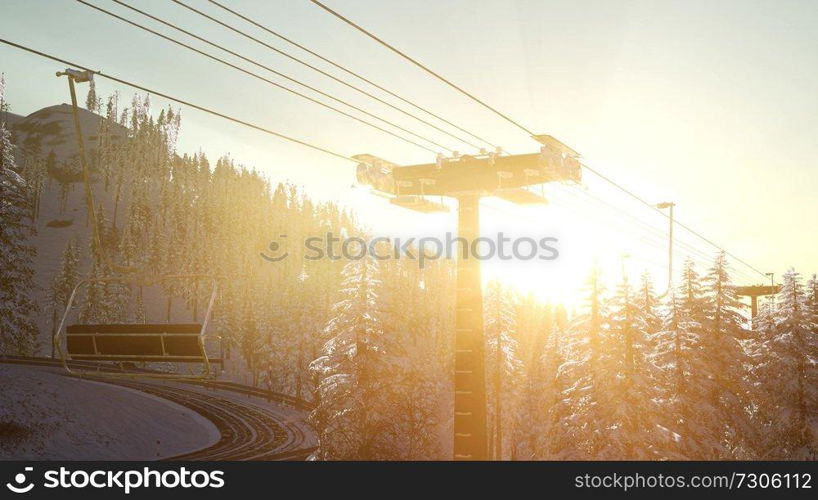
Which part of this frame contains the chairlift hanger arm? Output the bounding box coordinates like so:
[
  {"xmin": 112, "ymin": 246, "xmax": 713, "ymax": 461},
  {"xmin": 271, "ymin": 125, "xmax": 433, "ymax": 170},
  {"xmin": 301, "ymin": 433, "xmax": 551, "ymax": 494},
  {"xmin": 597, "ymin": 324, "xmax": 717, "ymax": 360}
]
[{"xmin": 57, "ymin": 68, "xmax": 139, "ymax": 274}]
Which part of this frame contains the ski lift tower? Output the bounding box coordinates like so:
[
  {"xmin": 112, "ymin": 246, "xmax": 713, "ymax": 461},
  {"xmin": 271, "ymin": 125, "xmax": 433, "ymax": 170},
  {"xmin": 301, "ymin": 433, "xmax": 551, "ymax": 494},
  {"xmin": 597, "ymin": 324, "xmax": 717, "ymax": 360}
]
[
  {"xmin": 355, "ymin": 135, "xmax": 582, "ymax": 460},
  {"xmin": 734, "ymin": 285, "xmax": 780, "ymax": 319}
]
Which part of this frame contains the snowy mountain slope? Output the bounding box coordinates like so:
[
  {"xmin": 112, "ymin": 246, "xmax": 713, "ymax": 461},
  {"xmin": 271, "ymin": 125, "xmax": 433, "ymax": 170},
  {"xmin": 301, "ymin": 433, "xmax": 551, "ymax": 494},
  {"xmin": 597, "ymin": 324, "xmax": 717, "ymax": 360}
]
[
  {"xmin": 2, "ymin": 110, "xmax": 23, "ymax": 128},
  {"xmin": 9, "ymin": 104, "xmax": 194, "ymax": 353},
  {"xmin": 12, "ymin": 103, "xmax": 126, "ymax": 162}
]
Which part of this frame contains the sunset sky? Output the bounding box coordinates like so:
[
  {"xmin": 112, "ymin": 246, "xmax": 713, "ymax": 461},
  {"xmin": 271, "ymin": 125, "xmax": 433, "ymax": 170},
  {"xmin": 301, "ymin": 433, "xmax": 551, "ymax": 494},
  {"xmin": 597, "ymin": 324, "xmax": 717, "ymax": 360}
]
[{"xmin": 3, "ymin": 0, "xmax": 817, "ymax": 301}]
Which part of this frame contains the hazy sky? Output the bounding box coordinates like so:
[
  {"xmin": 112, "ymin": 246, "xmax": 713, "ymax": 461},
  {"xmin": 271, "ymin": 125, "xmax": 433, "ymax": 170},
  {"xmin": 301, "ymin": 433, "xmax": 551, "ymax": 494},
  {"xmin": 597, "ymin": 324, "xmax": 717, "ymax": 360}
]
[{"xmin": 3, "ymin": 0, "xmax": 817, "ymax": 296}]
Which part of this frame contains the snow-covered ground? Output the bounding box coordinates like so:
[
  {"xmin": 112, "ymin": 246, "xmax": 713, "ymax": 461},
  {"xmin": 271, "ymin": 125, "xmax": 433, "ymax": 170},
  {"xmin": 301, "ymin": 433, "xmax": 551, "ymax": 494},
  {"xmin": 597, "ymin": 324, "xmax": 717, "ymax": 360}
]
[{"xmin": 0, "ymin": 364, "xmax": 219, "ymax": 460}]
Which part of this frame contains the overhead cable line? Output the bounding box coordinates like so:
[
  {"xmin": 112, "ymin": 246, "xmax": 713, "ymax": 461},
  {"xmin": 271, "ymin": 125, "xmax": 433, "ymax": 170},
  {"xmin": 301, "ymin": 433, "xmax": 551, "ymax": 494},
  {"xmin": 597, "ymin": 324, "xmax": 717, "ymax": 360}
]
[
  {"xmin": 77, "ymin": 0, "xmax": 441, "ymax": 154},
  {"xmin": 556, "ymin": 184, "xmax": 722, "ymax": 265},
  {"xmin": 545, "ymin": 184, "xmax": 758, "ymax": 282},
  {"xmin": 309, "ymin": 0, "xmax": 767, "ymax": 278},
  {"xmin": 308, "ymin": 0, "xmax": 535, "ymax": 136},
  {"xmin": 108, "ymin": 0, "xmax": 453, "ymax": 153},
  {"xmin": 206, "ymin": 0, "xmax": 497, "ymax": 149},
  {"xmin": 578, "ymin": 162, "xmax": 767, "ymax": 277},
  {"xmin": 168, "ymin": 0, "xmax": 481, "ymax": 151},
  {"xmin": 0, "ymin": 38, "xmax": 365, "ymax": 164},
  {"xmin": 495, "ymin": 187, "xmax": 724, "ymax": 273}
]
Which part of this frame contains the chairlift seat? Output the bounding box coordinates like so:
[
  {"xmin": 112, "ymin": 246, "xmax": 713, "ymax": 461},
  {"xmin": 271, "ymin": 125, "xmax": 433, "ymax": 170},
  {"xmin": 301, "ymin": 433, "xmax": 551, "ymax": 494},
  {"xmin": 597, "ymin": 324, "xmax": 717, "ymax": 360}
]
[
  {"xmin": 66, "ymin": 323, "xmax": 214, "ymax": 363},
  {"xmin": 55, "ymin": 274, "xmax": 221, "ymax": 379}
]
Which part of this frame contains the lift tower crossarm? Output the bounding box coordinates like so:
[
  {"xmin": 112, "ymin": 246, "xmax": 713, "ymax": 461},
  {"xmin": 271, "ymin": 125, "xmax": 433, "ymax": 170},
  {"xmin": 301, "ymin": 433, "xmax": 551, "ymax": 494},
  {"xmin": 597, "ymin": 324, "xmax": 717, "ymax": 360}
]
[
  {"xmin": 355, "ymin": 149, "xmax": 581, "ymax": 198},
  {"xmin": 733, "ymin": 285, "xmax": 781, "ymax": 319}
]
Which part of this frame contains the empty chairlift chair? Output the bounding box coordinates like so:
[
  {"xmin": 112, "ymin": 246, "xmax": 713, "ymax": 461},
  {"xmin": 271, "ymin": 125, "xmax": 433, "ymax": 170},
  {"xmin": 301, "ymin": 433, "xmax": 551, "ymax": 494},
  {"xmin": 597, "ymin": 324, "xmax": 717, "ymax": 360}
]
[{"xmin": 54, "ymin": 274, "xmax": 222, "ymax": 379}]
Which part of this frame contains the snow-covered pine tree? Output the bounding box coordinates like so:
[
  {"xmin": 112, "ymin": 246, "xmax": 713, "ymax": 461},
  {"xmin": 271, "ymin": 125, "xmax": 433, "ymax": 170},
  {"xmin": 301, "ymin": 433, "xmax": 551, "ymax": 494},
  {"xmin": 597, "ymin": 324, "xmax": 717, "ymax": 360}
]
[
  {"xmin": 78, "ymin": 261, "xmax": 111, "ymax": 324},
  {"xmin": 807, "ymin": 274, "xmax": 818, "ymax": 329},
  {"xmin": 635, "ymin": 271, "xmax": 661, "ymax": 333},
  {"xmin": 650, "ymin": 285, "xmax": 689, "ymax": 458},
  {"xmin": 559, "ymin": 265, "xmax": 608, "ymax": 458},
  {"xmin": 653, "ymin": 258, "xmax": 738, "ymax": 459},
  {"xmin": 484, "ymin": 280, "xmax": 521, "ymax": 460},
  {"xmin": 0, "ymin": 74, "xmax": 38, "ymax": 354},
  {"xmin": 530, "ymin": 305, "xmax": 570, "ymax": 459},
  {"xmin": 607, "ymin": 274, "xmax": 661, "ymax": 458},
  {"xmin": 746, "ymin": 297, "xmax": 778, "ymax": 458},
  {"xmin": 18, "ymin": 148, "xmax": 46, "ymax": 224},
  {"xmin": 85, "ymin": 80, "xmax": 98, "ymax": 113},
  {"xmin": 508, "ymin": 296, "xmax": 550, "ymax": 459},
  {"xmin": 48, "ymin": 238, "xmax": 80, "ymax": 353},
  {"xmin": 160, "ymin": 106, "xmax": 181, "ymax": 158},
  {"xmin": 756, "ymin": 269, "xmax": 818, "ymax": 458},
  {"xmin": 236, "ymin": 287, "xmax": 264, "ymax": 386},
  {"xmin": 701, "ymin": 251, "xmax": 755, "ymax": 457},
  {"xmin": 78, "ymin": 206, "xmax": 125, "ymax": 324},
  {"xmin": 309, "ymin": 250, "xmax": 404, "ymax": 460},
  {"xmin": 378, "ymin": 256, "xmax": 445, "ymax": 460}
]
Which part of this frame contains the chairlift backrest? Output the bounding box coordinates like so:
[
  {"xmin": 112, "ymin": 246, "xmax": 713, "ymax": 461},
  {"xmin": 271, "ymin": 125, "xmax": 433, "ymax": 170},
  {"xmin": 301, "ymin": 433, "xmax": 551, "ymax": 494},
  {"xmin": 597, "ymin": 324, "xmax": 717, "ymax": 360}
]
[{"xmin": 54, "ymin": 274, "xmax": 221, "ymax": 379}]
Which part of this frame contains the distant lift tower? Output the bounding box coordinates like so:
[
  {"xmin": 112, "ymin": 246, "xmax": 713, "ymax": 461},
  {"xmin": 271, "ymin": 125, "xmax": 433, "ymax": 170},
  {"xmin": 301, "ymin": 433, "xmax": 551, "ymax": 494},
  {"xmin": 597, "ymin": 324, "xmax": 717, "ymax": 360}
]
[
  {"xmin": 734, "ymin": 285, "xmax": 781, "ymax": 319},
  {"xmin": 355, "ymin": 135, "xmax": 582, "ymax": 460}
]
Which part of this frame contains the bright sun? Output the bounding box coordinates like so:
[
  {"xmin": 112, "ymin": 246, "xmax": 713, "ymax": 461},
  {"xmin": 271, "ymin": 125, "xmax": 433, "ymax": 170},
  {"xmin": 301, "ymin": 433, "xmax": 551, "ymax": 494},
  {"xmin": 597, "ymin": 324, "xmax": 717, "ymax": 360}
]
[
  {"xmin": 480, "ymin": 187, "xmax": 675, "ymax": 309},
  {"xmin": 348, "ymin": 182, "xmax": 679, "ymax": 311}
]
